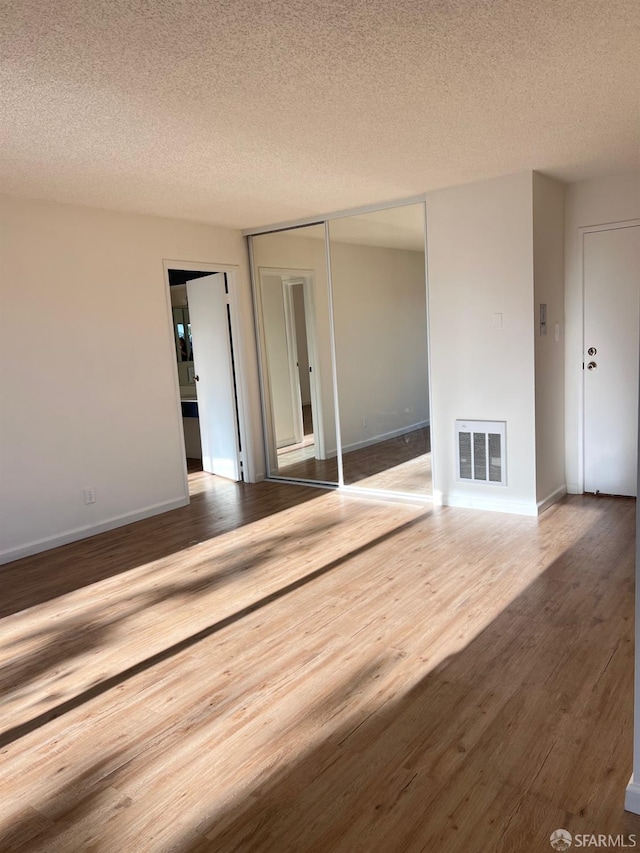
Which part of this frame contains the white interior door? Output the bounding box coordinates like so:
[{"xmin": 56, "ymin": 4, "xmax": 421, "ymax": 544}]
[
  {"xmin": 584, "ymin": 225, "xmax": 640, "ymax": 496},
  {"xmin": 186, "ymin": 274, "xmax": 241, "ymax": 481}
]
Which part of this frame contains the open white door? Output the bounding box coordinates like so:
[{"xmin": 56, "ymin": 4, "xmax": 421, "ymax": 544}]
[
  {"xmin": 584, "ymin": 224, "xmax": 640, "ymax": 496},
  {"xmin": 186, "ymin": 273, "xmax": 241, "ymax": 481}
]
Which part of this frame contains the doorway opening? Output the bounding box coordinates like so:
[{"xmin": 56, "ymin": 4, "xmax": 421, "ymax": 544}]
[
  {"xmin": 276, "ymin": 277, "xmax": 321, "ymax": 470},
  {"xmin": 164, "ymin": 263, "xmax": 246, "ymax": 497},
  {"xmin": 257, "ymin": 267, "xmax": 329, "ymax": 480}
]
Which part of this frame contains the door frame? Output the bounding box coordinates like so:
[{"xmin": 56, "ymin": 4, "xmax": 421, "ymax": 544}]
[
  {"xmin": 163, "ymin": 260, "xmax": 253, "ymax": 497},
  {"xmin": 255, "ymin": 266, "xmax": 326, "ymax": 474},
  {"xmin": 579, "ymin": 219, "xmax": 640, "ymax": 493},
  {"xmin": 281, "ymin": 276, "xmax": 327, "ymax": 457}
]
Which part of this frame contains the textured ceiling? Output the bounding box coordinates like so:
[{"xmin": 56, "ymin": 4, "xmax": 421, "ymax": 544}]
[{"xmin": 2, "ymin": 0, "xmax": 639, "ymax": 229}]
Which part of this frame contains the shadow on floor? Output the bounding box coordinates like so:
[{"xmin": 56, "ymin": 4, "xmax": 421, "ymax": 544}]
[
  {"xmin": 0, "ymin": 511, "xmax": 430, "ymax": 748},
  {"xmin": 0, "ymin": 475, "xmax": 326, "ymax": 619},
  {"xmin": 1, "ymin": 497, "xmax": 639, "ymax": 851}
]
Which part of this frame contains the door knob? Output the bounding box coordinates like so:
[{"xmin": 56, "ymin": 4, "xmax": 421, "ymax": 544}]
[
  {"xmin": 587, "ymin": 362, "xmax": 597, "ymax": 371},
  {"xmin": 587, "ymin": 347, "xmax": 597, "ymax": 356}
]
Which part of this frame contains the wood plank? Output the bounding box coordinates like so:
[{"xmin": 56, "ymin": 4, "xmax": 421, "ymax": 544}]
[{"xmin": 0, "ymin": 476, "xmax": 638, "ymax": 851}]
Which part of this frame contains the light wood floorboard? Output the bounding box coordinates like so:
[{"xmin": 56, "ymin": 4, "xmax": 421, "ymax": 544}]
[
  {"xmin": 0, "ymin": 475, "xmax": 638, "ymax": 851},
  {"xmin": 276, "ymin": 426, "xmax": 431, "ymax": 495}
]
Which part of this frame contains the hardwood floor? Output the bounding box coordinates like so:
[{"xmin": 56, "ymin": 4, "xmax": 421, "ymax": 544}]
[
  {"xmin": 0, "ymin": 477, "xmax": 638, "ymax": 851},
  {"xmin": 275, "ymin": 426, "xmax": 432, "ymax": 495},
  {"xmin": 342, "ymin": 427, "xmax": 431, "ymax": 494}
]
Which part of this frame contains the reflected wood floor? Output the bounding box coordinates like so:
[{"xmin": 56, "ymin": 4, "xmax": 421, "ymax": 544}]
[
  {"xmin": 0, "ymin": 477, "xmax": 638, "ymax": 852},
  {"xmin": 277, "ymin": 426, "xmax": 431, "ymax": 494},
  {"xmin": 276, "ymin": 406, "xmax": 318, "ymax": 471}
]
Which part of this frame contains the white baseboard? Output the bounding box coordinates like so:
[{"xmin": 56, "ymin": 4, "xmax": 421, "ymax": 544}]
[
  {"xmin": 441, "ymin": 492, "xmax": 539, "ymax": 516},
  {"xmin": 566, "ymin": 483, "xmax": 580, "ymax": 495},
  {"xmin": 537, "ymin": 485, "xmax": 567, "ymax": 514},
  {"xmin": 441, "ymin": 485, "xmax": 567, "ymax": 518},
  {"xmin": 625, "ymin": 776, "xmax": 640, "ymax": 814},
  {"xmin": 341, "ymin": 420, "xmax": 430, "ymax": 455},
  {"xmin": 0, "ymin": 496, "xmax": 190, "ymax": 566}
]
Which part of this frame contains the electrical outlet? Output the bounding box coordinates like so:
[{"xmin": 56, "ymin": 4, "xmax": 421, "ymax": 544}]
[
  {"xmin": 362, "ymin": 417, "xmax": 367, "ymax": 428},
  {"xmin": 83, "ymin": 487, "xmax": 96, "ymax": 505}
]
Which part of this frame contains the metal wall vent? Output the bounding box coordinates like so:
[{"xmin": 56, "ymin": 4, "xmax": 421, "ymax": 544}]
[{"xmin": 455, "ymin": 420, "xmax": 506, "ymax": 486}]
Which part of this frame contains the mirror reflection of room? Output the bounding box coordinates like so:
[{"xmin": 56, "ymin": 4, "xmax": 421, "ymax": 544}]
[
  {"xmin": 329, "ymin": 203, "xmax": 431, "ymax": 495},
  {"xmin": 251, "ymin": 224, "xmax": 339, "ymax": 485},
  {"xmin": 170, "ymin": 276, "xmax": 200, "ymax": 463},
  {"xmin": 173, "ymin": 303, "xmax": 193, "ymax": 369}
]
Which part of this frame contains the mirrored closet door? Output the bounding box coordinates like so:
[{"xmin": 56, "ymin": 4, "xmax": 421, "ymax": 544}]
[
  {"xmin": 328, "ymin": 203, "xmax": 432, "ymax": 496},
  {"xmin": 251, "ymin": 225, "xmax": 339, "ymax": 484}
]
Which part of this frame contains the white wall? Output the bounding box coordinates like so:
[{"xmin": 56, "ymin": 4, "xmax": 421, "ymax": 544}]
[
  {"xmin": 0, "ymin": 194, "xmax": 263, "ymax": 564},
  {"xmin": 426, "ymin": 172, "xmax": 538, "ymax": 513},
  {"xmin": 329, "ymin": 240, "xmax": 429, "ymax": 450},
  {"xmin": 564, "ymin": 172, "xmax": 640, "ymax": 492},
  {"xmin": 533, "ymin": 173, "xmax": 566, "ymax": 506}
]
